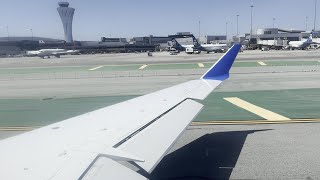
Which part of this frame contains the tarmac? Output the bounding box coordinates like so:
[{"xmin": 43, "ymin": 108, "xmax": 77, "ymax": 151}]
[
  {"xmin": 152, "ymin": 123, "xmax": 320, "ymax": 180},
  {"xmin": 1, "ymin": 49, "xmax": 320, "ymax": 67},
  {"xmin": 0, "ymin": 49, "xmax": 320, "ymax": 179}
]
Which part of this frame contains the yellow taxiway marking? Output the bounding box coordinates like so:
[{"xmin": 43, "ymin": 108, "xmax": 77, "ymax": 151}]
[
  {"xmin": 139, "ymin": 64, "xmax": 148, "ymax": 70},
  {"xmin": 224, "ymin": 97, "xmax": 290, "ymax": 121},
  {"xmin": 0, "ymin": 127, "xmax": 39, "ymax": 131},
  {"xmin": 198, "ymin": 63, "xmax": 205, "ymax": 68},
  {"xmin": 191, "ymin": 118, "xmax": 320, "ymax": 125},
  {"xmin": 258, "ymin": 61, "xmax": 267, "ymax": 66},
  {"xmin": 2, "ymin": 118, "xmax": 320, "ymax": 131},
  {"xmin": 89, "ymin": 66, "xmax": 104, "ymax": 71}
]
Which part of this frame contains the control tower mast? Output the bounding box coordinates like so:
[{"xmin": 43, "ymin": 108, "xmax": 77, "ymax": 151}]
[{"xmin": 57, "ymin": 2, "xmax": 75, "ymax": 43}]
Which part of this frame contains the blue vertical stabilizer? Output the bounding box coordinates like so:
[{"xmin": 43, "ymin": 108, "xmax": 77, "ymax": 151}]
[{"xmin": 201, "ymin": 44, "xmax": 241, "ymax": 80}]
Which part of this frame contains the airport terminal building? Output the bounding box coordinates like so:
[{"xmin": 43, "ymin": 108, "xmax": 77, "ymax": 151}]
[{"xmin": 249, "ymin": 28, "xmax": 312, "ymax": 48}]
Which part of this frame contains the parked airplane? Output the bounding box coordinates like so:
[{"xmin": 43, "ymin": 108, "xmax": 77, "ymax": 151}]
[
  {"xmin": 288, "ymin": 34, "xmax": 313, "ymax": 50},
  {"xmin": 171, "ymin": 36, "xmax": 228, "ymax": 54},
  {"xmin": 199, "ymin": 43, "xmax": 229, "ymax": 53},
  {"xmin": 0, "ymin": 44, "xmax": 241, "ymax": 179},
  {"xmin": 170, "ymin": 37, "xmax": 199, "ymax": 54},
  {"xmin": 26, "ymin": 49, "xmax": 80, "ymax": 58}
]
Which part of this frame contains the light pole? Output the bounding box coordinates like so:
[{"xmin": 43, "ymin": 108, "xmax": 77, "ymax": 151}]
[
  {"xmin": 273, "ymin": 18, "xmax": 276, "ymax": 28},
  {"xmin": 314, "ymin": 0, "xmax": 317, "ymax": 31},
  {"xmin": 198, "ymin": 18, "xmax": 201, "ymax": 43},
  {"xmin": 6, "ymin": 26, "xmax": 9, "ymax": 41},
  {"xmin": 30, "ymin": 29, "xmax": 33, "ymax": 41},
  {"xmin": 306, "ymin": 16, "xmax": 309, "ymax": 31},
  {"xmin": 226, "ymin": 21, "xmax": 228, "ymax": 40},
  {"xmin": 250, "ymin": 5, "xmax": 254, "ymax": 38},
  {"xmin": 237, "ymin": 15, "xmax": 239, "ymax": 36}
]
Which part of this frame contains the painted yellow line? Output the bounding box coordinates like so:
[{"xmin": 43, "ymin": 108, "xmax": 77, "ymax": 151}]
[
  {"xmin": 258, "ymin": 61, "xmax": 267, "ymax": 66},
  {"xmin": 191, "ymin": 118, "xmax": 320, "ymax": 125},
  {"xmin": 0, "ymin": 127, "xmax": 38, "ymax": 131},
  {"xmin": 224, "ymin": 97, "xmax": 290, "ymax": 121},
  {"xmin": 139, "ymin": 64, "xmax": 148, "ymax": 70},
  {"xmin": 0, "ymin": 129, "xmax": 33, "ymax": 131},
  {"xmin": 89, "ymin": 66, "xmax": 104, "ymax": 71},
  {"xmin": 194, "ymin": 119, "xmax": 320, "ymax": 124},
  {"xmin": 198, "ymin": 63, "xmax": 205, "ymax": 68},
  {"xmin": 0, "ymin": 126, "xmax": 39, "ymax": 129}
]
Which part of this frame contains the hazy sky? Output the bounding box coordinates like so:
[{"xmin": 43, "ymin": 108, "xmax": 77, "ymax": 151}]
[{"xmin": 0, "ymin": 0, "xmax": 317, "ymax": 40}]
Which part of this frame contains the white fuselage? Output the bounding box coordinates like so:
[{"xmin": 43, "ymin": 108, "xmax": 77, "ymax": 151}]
[
  {"xmin": 288, "ymin": 41, "xmax": 308, "ymax": 48},
  {"xmin": 181, "ymin": 44, "xmax": 228, "ymax": 53},
  {"xmin": 38, "ymin": 49, "xmax": 66, "ymax": 56},
  {"xmin": 288, "ymin": 35, "xmax": 313, "ymax": 49},
  {"xmin": 26, "ymin": 49, "xmax": 79, "ymax": 58},
  {"xmin": 201, "ymin": 44, "xmax": 228, "ymax": 52}
]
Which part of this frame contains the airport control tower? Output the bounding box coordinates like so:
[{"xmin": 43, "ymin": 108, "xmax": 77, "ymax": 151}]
[{"xmin": 57, "ymin": 2, "xmax": 75, "ymax": 43}]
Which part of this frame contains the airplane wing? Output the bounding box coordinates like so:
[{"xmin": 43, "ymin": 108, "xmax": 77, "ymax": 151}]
[{"xmin": 0, "ymin": 44, "xmax": 241, "ymax": 180}]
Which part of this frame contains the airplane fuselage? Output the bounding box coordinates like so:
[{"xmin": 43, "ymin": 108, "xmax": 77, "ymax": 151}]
[
  {"xmin": 288, "ymin": 35, "xmax": 313, "ymax": 49},
  {"xmin": 37, "ymin": 49, "xmax": 66, "ymax": 56},
  {"xmin": 199, "ymin": 44, "xmax": 228, "ymax": 52},
  {"xmin": 26, "ymin": 49, "xmax": 78, "ymax": 58}
]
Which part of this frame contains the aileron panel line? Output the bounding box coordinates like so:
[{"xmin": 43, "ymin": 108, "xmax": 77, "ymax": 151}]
[{"xmin": 118, "ymin": 99, "xmax": 204, "ymax": 173}]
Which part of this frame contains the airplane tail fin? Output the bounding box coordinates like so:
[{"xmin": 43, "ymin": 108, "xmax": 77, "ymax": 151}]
[
  {"xmin": 306, "ymin": 33, "xmax": 313, "ymax": 43},
  {"xmin": 201, "ymin": 44, "xmax": 241, "ymax": 80},
  {"xmin": 191, "ymin": 35, "xmax": 201, "ymax": 47},
  {"xmin": 171, "ymin": 38, "xmax": 184, "ymax": 49}
]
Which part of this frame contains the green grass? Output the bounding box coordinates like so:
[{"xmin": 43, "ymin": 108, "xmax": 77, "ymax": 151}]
[
  {"xmin": 0, "ymin": 67, "xmax": 88, "ymax": 74},
  {"xmin": 266, "ymin": 61, "xmax": 320, "ymax": 66},
  {"xmin": 97, "ymin": 65, "xmax": 142, "ymax": 71},
  {"xmin": 146, "ymin": 63, "xmax": 198, "ymax": 70},
  {"xmin": 1, "ymin": 60, "xmax": 319, "ymax": 75},
  {"xmin": 0, "ymin": 95, "xmax": 137, "ymax": 127},
  {"xmin": 0, "ymin": 89, "xmax": 319, "ymax": 127},
  {"xmin": 196, "ymin": 88, "xmax": 320, "ymax": 122},
  {"xmin": 195, "ymin": 93, "xmax": 261, "ymax": 121}
]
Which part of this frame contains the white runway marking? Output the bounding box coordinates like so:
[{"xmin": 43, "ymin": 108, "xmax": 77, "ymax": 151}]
[
  {"xmin": 89, "ymin": 66, "xmax": 104, "ymax": 71},
  {"xmin": 224, "ymin": 97, "xmax": 291, "ymax": 121},
  {"xmin": 139, "ymin": 64, "xmax": 148, "ymax": 70},
  {"xmin": 198, "ymin": 63, "xmax": 205, "ymax": 68},
  {"xmin": 258, "ymin": 61, "xmax": 267, "ymax": 66}
]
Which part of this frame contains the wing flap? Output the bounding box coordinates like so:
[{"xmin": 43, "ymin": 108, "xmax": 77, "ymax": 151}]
[
  {"xmin": 81, "ymin": 158, "xmax": 147, "ymax": 180},
  {"xmin": 118, "ymin": 99, "xmax": 203, "ymax": 173}
]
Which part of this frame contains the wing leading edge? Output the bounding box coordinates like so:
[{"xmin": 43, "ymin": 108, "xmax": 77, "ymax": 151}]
[{"xmin": 0, "ymin": 44, "xmax": 241, "ymax": 180}]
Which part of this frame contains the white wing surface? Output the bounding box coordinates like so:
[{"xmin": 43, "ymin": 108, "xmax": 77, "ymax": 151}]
[{"xmin": 0, "ymin": 44, "xmax": 241, "ymax": 179}]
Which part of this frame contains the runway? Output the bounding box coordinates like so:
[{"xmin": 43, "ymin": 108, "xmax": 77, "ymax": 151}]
[{"xmin": 1, "ymin": 49, "xmax": 320, "ymax": 68}]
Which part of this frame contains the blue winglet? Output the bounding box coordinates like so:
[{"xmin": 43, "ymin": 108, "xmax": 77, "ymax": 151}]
[{"xmin": 201, "ymin": 44, "xmax": 241, "ymax": 80}]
